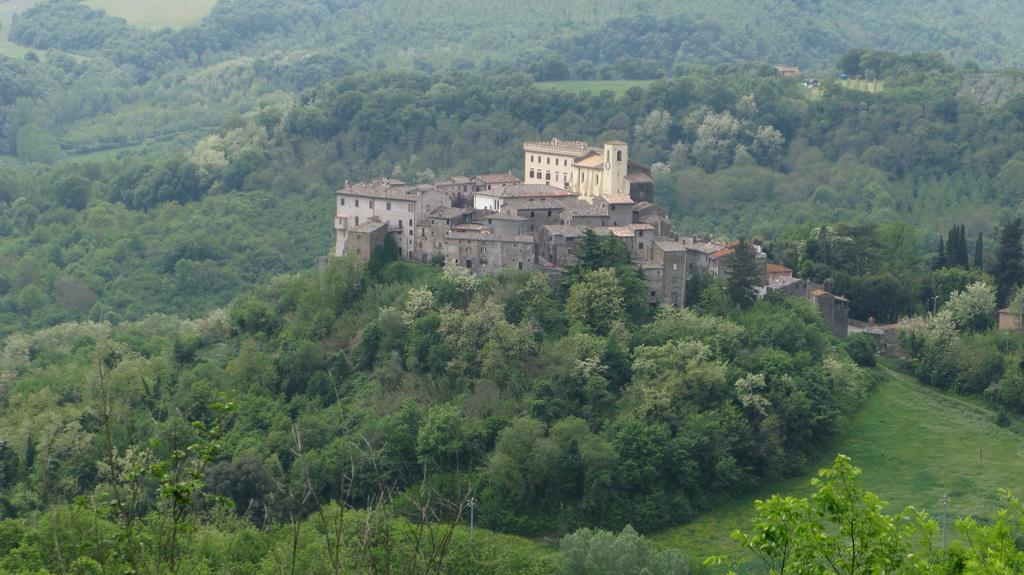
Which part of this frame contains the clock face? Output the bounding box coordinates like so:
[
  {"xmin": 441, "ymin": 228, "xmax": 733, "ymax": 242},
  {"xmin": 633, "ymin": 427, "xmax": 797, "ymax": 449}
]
[{"xmin": 604, "ymin": 161, "xmax": 610, "ymax": 170}]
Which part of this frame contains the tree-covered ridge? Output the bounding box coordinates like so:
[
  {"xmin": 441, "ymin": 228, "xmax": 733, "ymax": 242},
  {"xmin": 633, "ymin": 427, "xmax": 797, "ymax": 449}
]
[
  {"xmin": 14, "ymin": 0, "xmax": 1024, "ymax": 71},
  {"xmin": 2, "ymin": 56, "xmax": 1024, "ymax": 335}
]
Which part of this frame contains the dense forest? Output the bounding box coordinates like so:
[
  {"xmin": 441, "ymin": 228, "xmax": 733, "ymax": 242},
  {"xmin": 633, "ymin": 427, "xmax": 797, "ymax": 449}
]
[{"xmin": 0, "ymin": 240, "xmax": 871, "ymax": 572}]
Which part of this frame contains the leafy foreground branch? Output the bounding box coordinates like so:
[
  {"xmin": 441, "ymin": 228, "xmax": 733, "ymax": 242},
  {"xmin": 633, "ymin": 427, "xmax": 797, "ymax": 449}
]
[{"xmin": 715, "ymin": 454, "xmax": 1024, "ymax": 575}]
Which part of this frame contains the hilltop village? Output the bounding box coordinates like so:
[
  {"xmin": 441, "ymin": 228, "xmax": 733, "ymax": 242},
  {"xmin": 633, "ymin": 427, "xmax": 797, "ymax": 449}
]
[{"xmin": 333, "ymin": 139, "xmax": 849, "ymax": 337}]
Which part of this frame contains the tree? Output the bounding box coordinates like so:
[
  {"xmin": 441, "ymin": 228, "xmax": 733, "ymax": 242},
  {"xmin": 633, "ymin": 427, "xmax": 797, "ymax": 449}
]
[
  {"xmin": 727, "ymin": 241, "xmax": 760, "ymax": 309},
  {"xmin": 367, "ymin": 234, "xmax": 399, "ymax": 279},
  {"xmin": 557, "ymin": 525, "xmax": 692, "ymax": 575},
  {"xmin": 727, "ymin": 454, "xmax": 937, "ymax": 575},
  {"xmin": 842, "ymin": 333, "xmax": 877, "ymax": 367},
  {"xmin": 994, "ymin": 219, "xmax": 1023, "ymax": 306},
  {"xmin": 974, "ymin": 232, "xmax": 984, "ymax": 270},
  {"xmin": 566, "ymin": 268, "xmax": 626, "ymax": 336}
]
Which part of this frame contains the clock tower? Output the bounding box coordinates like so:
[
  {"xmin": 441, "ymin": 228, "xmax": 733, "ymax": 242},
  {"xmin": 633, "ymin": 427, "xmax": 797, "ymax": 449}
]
[{"xmin": 601, "ymin": 141, "xmax": 628, "ymax": 197}]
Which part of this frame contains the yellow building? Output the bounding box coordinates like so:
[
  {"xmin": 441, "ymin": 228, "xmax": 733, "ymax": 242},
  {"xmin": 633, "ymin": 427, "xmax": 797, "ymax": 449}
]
[{"xmin": 522, "ymin": 139, "xmax": 638, "ymax": 202}]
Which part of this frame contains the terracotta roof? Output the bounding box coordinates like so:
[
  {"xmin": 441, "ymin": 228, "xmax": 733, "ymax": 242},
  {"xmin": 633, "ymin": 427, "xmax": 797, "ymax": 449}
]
[
  {"xmin": 610, "ymin": 227, "xmax": 635, "ymax": 238},
  {"xmin": 767, "ymin": 263, "xmax": 792, "ymax": 273},
  {"xmin": 810, "ymin": 289, "xmax": 829, "ymax": 297},
  {"xmin": 711, "ymin": 247, "xmax": 736, "ymax": 258},
  {"xmin": 604, "ymin": 194, "xmax": 635, "ymax": 204},
  {"xmin": 489, "ymin": 184, "xmax": 575, "ymax": 199},
  {"xmin": 629, "ymin": 223, "xmax": 656, "ymax": 231},
  {"xmin": 575, "ymin": 154, "xmax": 604, "ymax": 168},
  {"xmin": 475, "ymin": 173, "xmax": 520, "ymax": 184}
]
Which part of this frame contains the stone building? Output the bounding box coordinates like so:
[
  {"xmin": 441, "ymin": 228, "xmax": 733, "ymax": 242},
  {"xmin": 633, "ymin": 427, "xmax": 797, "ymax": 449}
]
[
  {"xmin": 335, "ymin": 179, "xmax": 449, "ymax": 260},
  {"xmin": 444, "ymin": 232, "xmax": 535, "ymax": 274}
]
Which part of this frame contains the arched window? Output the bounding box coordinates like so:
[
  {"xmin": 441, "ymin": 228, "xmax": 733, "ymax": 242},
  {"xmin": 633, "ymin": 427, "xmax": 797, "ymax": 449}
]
[{"xmin": 617, "ymin": 151, "xmax": 622, "ymax": 162}]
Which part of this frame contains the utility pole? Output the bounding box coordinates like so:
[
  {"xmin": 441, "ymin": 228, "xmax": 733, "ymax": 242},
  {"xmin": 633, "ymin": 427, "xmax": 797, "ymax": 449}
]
[
  {"xmin": 940, "ymin": 494, "xmax": 949, "ymax": 550},
  {"xmin": 468, "ymin": 496, "xmax": 476, "ymax": 539}
]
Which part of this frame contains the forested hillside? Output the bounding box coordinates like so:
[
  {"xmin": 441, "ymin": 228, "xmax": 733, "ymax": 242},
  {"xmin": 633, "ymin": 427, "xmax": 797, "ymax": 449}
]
[{"xmin": 0, "ymin": 234, "xmax": 872, "ymax": 571}]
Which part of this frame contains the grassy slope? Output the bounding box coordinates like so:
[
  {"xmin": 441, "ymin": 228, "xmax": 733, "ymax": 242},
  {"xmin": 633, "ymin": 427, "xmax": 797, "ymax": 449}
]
[
  {"xmin": 81, "ymin": 0, "xmax": 216, "ymax": 28},
  {"xmin": 534, "ymin": 80, "xmax": 656, "ymax": 96},
  {"xmin": 652, "ymin": 365, "xmax": 1024, "ymax": 564}
]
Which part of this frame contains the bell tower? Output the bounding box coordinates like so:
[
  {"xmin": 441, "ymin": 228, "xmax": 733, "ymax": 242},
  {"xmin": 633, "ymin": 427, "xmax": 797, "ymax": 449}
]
[{"xmin": 601, "ymin": 140, "xmax": 628, "ymax": 197}]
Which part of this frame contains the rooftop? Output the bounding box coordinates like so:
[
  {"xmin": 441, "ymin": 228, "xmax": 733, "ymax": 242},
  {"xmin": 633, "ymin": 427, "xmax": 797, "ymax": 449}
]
[
  {"xmin": 767, "ymin": 263, "xmax": 792, "ymax": 274},
  {"xmin": 575, "ymin": 154, "xmax": 604, "ymax": 168},
  {"xmin": 609, "ymin": 227, "xmax": 635, "ymax": 238},
  {"xmin": 654, "ymin": 239, "xmax": 688, "ymax": 252},
  {"xmin": 446, "ymin": 232, "xmax": 534, "ymax": 243},
  {"xmin": 604, "ymin": 194, "xmax": 635, "ymax": 205},
  {"xmin": 487, "ymin": 184, "xmax": 576, "ymax": 199},
  {"xmin": 429, "ymin": 207, "xmax": 473, "ymax": 219},
  {"xmin": 541, "ymin": 225, "xmax": 587, "ymax": 238},
  {"xmin": 339, "ymin": 178, "xmax": 431, "ymax": 200},
  {"xmin": 523, "ymin": 139, "xmax": 592, "ymax": 155},
  {"xmin": 475, "ymin": 172, "xmax": 520, "ymax": 184}
]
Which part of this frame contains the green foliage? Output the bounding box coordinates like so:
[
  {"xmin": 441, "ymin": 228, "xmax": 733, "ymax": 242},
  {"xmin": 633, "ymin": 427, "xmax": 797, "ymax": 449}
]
[
  {"xmin": 557, "ymin": 525, "xmax": 693, "ymax": 575},
  {"xmin": 727, "ymin": 454, "xmax": 940, "ymax": 575},
  {"xmin": 843, "ymin": 333, "xmax": 878, "ymax": 367}
]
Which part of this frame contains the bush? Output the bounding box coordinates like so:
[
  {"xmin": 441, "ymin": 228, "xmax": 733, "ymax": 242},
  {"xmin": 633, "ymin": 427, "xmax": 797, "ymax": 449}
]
[{"xmin": 843, "ymin": 332, "xmax": 877, "ymax": 367}]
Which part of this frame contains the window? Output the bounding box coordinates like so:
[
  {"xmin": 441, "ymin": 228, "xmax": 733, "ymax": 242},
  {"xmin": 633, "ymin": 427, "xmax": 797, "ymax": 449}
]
[
  {"xmin": 529, "ymin": 169, "xmax": 535, "ymax": 178},
  {"xmin": 650, "ymin": 290, "xmax": 656, "ymax": 297},
  {"xmin": 409, "ymin": 229, "xmax": 413, "ymax": 236},
  {"xmin": 355, "ymin": 199, "xmax": 360, "ymax": 207},
  {"xmin": 408, "ymin": 204, "xmax": 414, "ymax": 212},
  {"xmin": 673, "ymin": 263, "xmax": 678, "ymax": 271},
  {"xmin": 617, "ymin": 150, "xmax": 622, "ymax": 162},
  {"xmin": 340, "ymin": 197, "xmax": 346, "ymax": 206},
  {"xmin": 354, "ymin": 216, "xmax": 359, "ymax": 225},
  {"xmin": 409, "ymin": 219, "xmax": 412, "ymax": 227},
  {"xmin": 530, "ymin": 211, "xmax": 535, "ymax": 218},
  {"xmin": 606, "ymin": 150, "xmax": 610, "ymax": 161},
  {"xmin": 518, "ymin": 262, "xmax": 523, "ymax": 270},
  {"xmin": 386, "ymin": 202, "xmax": 391, "ymax": 210},
  {"xmin": 369, "ymin": 200, "xmax": 374, "ymax": 209},
  {"xmin": 546, "ymin": 157, "xmax": 550, "ymax": 164},
  {"xmin": 545, "ymin": 172, "xmax": 551, "ymax": 181},
  {"xmin": 596, "ymin": 175, "xmax": 599, "ymax": 185},
  {"xmin": 547, "ymin": 210, "xmax": 552, "ymax": 217},
  {"xmin": 466, "ymin": 260, "xmax": 472, "ymax": 269},
  {"xmin": 638, "ymin": 242, "xmax": 644, "ymax": 249}
]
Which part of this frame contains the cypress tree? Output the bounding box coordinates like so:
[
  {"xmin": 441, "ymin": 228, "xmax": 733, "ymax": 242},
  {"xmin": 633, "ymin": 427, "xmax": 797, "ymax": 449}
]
[
  {"xmin": 947, "ymin": 227, "xmax": 959, "ymax": 268},
  {"xmin": 727, "ymin": 240, "xmax": 761, "ymax": 309},
  {"xmin": 995, "ymin": 218, "xmax": 1024, "ymax": 305},
  {"xmin": 975, "ymin": 232, "xmax": 984, "ymax": 270},
  {"xmin": 935, "ymin": 236, "xmax": 947, "ymax": 269},
  {"xmin": 959, "ymin": 224, "xmax": 969, "ymax": 267}
]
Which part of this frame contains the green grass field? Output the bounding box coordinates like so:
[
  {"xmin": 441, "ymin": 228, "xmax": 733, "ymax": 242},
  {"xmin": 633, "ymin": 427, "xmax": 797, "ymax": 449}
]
[
  {"xmin": 534, "ymin": 80, "xmax": 657, "ymax": 96},
  {"xmin": 652, "ymin": 366, "xmax": 1024, "ymax": 566},
  {"xmin": 82, "ymin": 0, "xmax": 216, "ymax": 28}
]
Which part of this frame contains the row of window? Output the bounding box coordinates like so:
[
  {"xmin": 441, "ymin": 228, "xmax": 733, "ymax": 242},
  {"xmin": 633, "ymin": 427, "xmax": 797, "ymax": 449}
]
[
  {"xmin": 529, "ymin": 169, "xmax": 571, "ymax": 182},
  {"xmin": 339, "ymin": 197, "xmax": 414, "ymax": 212},
  {"xmin": 529, "ymin": 154, "xmax": 570, "ymax": 166}
]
